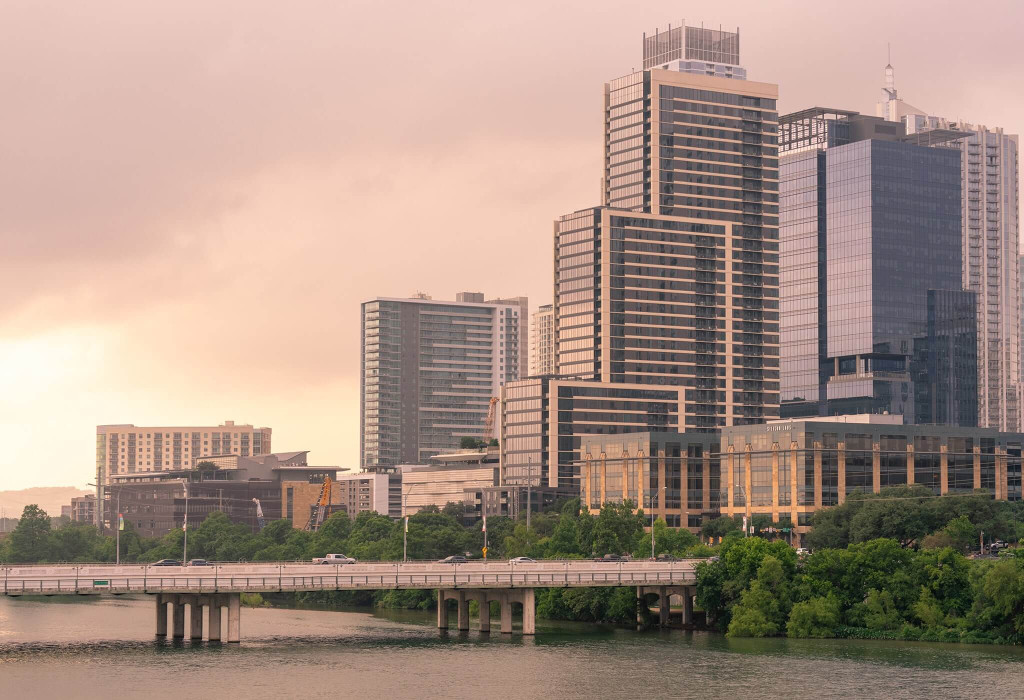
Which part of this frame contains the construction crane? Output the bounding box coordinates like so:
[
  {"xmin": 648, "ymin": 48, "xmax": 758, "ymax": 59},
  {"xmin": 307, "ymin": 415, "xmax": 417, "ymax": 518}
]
[
  {"xmin": 304, "ymin": 476, "xmax": 333, "ymax": 532},
  {"xmin": 252, "ymin": 498, "xmax": 266, "ymax": 531},
  {"xmin": 483, "ymin": 396, "xmax": 499, "ymax": 442}
]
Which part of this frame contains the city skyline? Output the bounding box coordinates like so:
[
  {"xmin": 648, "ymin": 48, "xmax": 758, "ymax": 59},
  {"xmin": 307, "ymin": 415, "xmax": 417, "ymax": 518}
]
[{"xmin": 3, "ymin": 1, "xmax": 1024, "ymax": 491}]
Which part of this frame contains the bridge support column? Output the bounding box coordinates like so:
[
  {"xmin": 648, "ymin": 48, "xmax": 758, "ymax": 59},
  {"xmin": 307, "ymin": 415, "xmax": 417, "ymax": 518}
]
[
  {"xmin": 636, "ymin": 587, "xmax": 644, "ymax": 626},
  {"xmin": 659, "ymin": 586, "xmax": 669, "ymax": 628},
  {"xmin": 172, "ymin": 596, "xmax": 185, "ymax": 639},
  {"xmin": 155, "ymin": 594, "xmax": 167, "ymax": 637},
  {"xmin": 457, "ymin": 592, "xmax": 470, "ymax": 631},
  {"xmin": 208, "ymin": 596, "xmax": 222, "ymax": 642},
  {"xmin": 479, "ymin": 599, "xmax": 490, "ymax": 633},
  {"xmin": 437, "ymin": 590, "xmax": 448, "ymax": 629},
  {"xmin": 190, "ymin": 595, "xmax": 204, "ymax": 640},
  {"xmin": 500, "ymin": 592, "xmax": 513, "ymax": 634},
  {"xmin": 227, "ymin": 593, "xmax": 241, "ymax": 643},
  {"xmin": 522, "ymin": 588, "xmax": 535, "ymax": 636},
  {"xmin": 682, "ymin": 587, "xmax": 693, "ymax": 626}
]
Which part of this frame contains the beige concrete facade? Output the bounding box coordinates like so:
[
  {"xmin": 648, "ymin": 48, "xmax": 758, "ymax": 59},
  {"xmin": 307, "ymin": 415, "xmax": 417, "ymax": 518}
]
[
  {"xmin": 401, "ymin": 463, "xmax": 498, "ymax": 516},
  {"xmin": 529, "ymin": 304, "xmax": 554, "ymax": 376}
]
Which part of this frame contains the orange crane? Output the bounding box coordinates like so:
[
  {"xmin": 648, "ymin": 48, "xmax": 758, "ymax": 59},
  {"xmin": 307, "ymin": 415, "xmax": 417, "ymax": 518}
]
[
  {"xmin": 304, "ymin": 476, "xmax": 332, "ymax": 532},
  {"xmin": 483, "ymin": 397, "xmax": 499, "ymax": 442}
]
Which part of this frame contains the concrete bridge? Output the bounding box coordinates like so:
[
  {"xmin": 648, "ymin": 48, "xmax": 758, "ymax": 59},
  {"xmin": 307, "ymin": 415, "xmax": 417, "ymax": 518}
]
[{"xmin": 1, "ymin": 560, "xmax": 699, "ymax": 641}]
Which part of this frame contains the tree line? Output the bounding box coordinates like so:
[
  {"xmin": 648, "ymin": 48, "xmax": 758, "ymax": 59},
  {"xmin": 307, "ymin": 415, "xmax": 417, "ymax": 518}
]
[{"xmin": 4, "ymin": 488, "xmax": 1024, "ymax": 639}]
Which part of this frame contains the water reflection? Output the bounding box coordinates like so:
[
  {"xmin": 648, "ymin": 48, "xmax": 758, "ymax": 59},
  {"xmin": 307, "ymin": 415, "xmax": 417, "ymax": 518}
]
[{"xmin": 1, "ymin": 595, "xmax": 1023, "ymax": 700}]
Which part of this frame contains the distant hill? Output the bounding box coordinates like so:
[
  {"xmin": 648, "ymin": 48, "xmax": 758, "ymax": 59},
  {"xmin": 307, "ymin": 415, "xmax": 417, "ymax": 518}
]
[{"xmin": 0, "ymin": 487, "xmax": 91, "ymax": 519}]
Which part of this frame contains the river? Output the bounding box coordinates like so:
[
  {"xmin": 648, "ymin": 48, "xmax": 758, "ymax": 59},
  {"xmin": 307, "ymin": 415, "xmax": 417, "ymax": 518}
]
[{"xmin": 1, "ymin": 595, "xmax": 1022, "ymax": 699}]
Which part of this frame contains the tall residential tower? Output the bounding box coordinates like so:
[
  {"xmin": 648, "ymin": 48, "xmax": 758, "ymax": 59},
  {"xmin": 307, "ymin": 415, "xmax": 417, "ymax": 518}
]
[
  {"xmin": 504, "ymin": 23, "xmax": 781, "ymax": 494},
  {"xmin": 361, "ymin": 293, "xmax": 526, "ymax": 469}
]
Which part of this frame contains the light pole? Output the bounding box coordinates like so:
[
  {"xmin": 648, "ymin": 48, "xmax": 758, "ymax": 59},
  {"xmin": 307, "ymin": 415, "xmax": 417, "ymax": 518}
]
[
  {"xmin": 526, "ymin": 457, "xmax": 533, "ymax": 533},
  {"xmin": 88, "ymin": 482, "xmax": 122, "ymax": 565},
  {"xmin": 181, "ymin": 479, "xmax": 190, "ymax": 562},
  {"xmin": 649, "ymin": 486, "xmax": 666, "ymax": 559},
  {"xmin": 402, "ymin": 481, "xmax": 421, "ymax": 563}
]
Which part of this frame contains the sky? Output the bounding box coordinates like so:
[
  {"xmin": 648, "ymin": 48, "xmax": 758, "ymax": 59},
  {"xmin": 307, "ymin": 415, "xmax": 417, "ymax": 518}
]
[{"xmin": 2, "ymin": 0, "xmax": 1022, "ymax": 491}]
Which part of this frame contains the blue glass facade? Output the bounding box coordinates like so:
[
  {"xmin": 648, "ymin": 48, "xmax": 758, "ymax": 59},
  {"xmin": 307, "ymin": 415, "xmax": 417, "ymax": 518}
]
[{"xmin": 780, "ymin": 117, "xmax": 977, "ymax": 425}]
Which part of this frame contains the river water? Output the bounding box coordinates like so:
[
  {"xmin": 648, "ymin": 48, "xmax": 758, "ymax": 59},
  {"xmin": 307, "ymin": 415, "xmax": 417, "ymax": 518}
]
[{"xmin": 1, "ymin": 595, "xmax": 1022, "ymax": 699}]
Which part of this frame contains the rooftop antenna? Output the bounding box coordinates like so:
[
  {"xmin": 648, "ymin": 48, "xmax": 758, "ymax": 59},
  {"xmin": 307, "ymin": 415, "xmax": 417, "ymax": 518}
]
[{"xmin": 883, "ymin": 43, "xmax": 897, "ymax": 99}]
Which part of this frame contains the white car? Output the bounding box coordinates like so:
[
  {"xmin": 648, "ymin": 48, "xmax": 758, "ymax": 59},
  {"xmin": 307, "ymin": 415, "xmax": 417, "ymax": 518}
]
[
  {"xmin": 509, "ymin": 557, "xmax": 536, "ymax": 564},
  {"xmin": 313, "ymin": 553, "xmax": 357, "ymax": 565}
]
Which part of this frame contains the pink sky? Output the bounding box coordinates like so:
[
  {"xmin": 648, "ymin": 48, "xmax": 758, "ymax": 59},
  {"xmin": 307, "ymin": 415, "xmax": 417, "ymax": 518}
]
[{"xmin": 2, "ymin": 0, "xmax": 1022, "ymax": 490}]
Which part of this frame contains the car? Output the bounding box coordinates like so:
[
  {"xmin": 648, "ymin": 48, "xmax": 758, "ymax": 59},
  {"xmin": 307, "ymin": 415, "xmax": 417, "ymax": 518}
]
[
  {"xmin": 186, "ymin": 559, "xmax": 210, "ymax": 566},
  {"xmin": 509, "ymin": 557, "xmax": 535, "ymax": 564},
  {"xmin": 593, "ymin": 553, "xmax": 625, "ymax": 562},
  {"xmin": 438, "ymin": 555, "xmax": 468, "ymax": 564},
  {"xmin": 313, "ymin": 554, "xmax": 357, "ymax": 565},
  {"xmin": 151, "ymin": 559, "xmax": 182, "ymax": 567},
  {"xmin": 654, "ymin": 553, "xmax": 679, "ymax": 562}
]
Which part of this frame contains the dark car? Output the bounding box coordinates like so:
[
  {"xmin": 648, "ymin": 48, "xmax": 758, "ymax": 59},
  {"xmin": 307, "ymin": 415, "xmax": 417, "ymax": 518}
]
[
  {"xmin": 438, "ymin": 555, "xmax": 468, "ymax": 564},
  {"xmin": 186, "ymin": 559, "xmax": 210, "ymax": 566},
  {"xmin": 594, "ymin": 553, "xmax": 625, "ymax": 562},
  {"xmin": 654, "ymin": 553, "xmax": 680, "ymax": 562},
  {"xmin": 152, "ymin": 559, "xmax": 182, "ymax": 567}
]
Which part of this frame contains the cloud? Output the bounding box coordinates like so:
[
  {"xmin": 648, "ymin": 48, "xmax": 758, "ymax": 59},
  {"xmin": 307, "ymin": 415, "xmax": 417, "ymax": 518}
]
[{"xmin": 0, "ymin": 0, "xmax": 1021, "ymax": 489}]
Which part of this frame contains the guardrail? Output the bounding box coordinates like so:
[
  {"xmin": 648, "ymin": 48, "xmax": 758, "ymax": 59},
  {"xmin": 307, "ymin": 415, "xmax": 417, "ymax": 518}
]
[{"xmin": 1, "ymin": 560, "xmax": 699, "ymax": 596}]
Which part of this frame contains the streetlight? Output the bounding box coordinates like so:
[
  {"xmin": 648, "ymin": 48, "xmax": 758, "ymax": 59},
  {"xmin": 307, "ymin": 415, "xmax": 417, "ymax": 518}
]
[
  {"xmin": 88, "ymin": 482, "xmax": 122, "ymax": 565},
  {"xmin": 648, "ymin": 486, "xmax": 667, "ymax": 560},
  {"xmin": 402, "ymin": 481, "xmax": 422, "ymax": 563}
]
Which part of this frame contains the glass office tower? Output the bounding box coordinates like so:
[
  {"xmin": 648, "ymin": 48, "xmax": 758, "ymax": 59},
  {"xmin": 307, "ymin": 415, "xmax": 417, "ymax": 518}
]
[{"xmin": 779, "ymin": 109, "xmax": 976, "ymax": 425}]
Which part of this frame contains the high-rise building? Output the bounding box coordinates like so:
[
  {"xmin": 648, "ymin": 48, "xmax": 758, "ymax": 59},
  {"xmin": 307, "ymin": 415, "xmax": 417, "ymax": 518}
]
[
  {"xmin": 503, "ymin": 23, "xmax": 781, "ymax": 493},
  {"xmin": 529, "ymin": 304, "xmax": 555, "ymax": 376},
  {"xmin": 360, "ymin": 293, "xmax": 526, "ymax": 469},
  {"xmin": 877, "ymin": 65, "xmax": 1022, "ymax": 431},
  {"xmin": 778, "ymin": 108, "xmax": 974, "ymax": 424}
]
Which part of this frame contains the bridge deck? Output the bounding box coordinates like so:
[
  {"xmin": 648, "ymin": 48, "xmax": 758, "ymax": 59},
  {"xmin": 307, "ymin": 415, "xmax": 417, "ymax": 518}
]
[{"xmin": 2, "ymin": 560, "xmax": 699, "ymax": 596}]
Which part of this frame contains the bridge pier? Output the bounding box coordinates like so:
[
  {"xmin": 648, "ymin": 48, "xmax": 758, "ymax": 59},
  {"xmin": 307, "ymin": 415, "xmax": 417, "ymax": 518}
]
[
  {"xmin": 478, "ymin": 598, "xmax": 490, "ymax": 633},
  {"xmin": 457, "ymin": 593, "xmax": 470, "ymax": 631},
  {"xmin": 172, "ymin": 597, "xmax": 185, "ymax": 639},
  {"xmin": 189, "ymin": 595, "xmax": 204, "ymax": 640},
  {"xmin": 438, "ymin": 589, "xmax": 534, "ymax": 635},
  {"xmin": 637, "ymin": 585, "xmax": 696, "ymax": 627},
  {"xmin": 155, "ymin": 594, "xmax": 168, "ymax": 637},
  {"xmin": 227, "ymin": 593, "xmax": 241, "ymax": 643},
  {"xmin": 208, "ymin": 596, "xmax": 222, "ymax": 641}
]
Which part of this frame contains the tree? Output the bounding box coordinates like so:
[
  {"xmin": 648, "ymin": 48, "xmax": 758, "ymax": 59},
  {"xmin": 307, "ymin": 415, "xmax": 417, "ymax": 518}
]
[
  {"xmin": 8, "ymin": 505, "xmax": 53, "ymax": 563},
  {"xmin": 727, "ymin": 555, "xmax": 792, "ymax": 637},
  {"xmin": 787, "ymin": 595, "xmax": 841, "ymax": 638},
  {"xmin": 941, "ymin": 515, "xmax": 978, "ymax": 553},
  {"xmin": 861, "ymin": 589, "xmax": 903, "ymax": 631},
  {"xmin": 195, "ymin": 461, "xmax": 218, "ymax": 473},
  {"xmin": 701, "ymin": 515, "xmax": 741, "ymax": 542},
  {"xmin": 459, "ymin": 437, "xmax": 485, "ymax": 450}
]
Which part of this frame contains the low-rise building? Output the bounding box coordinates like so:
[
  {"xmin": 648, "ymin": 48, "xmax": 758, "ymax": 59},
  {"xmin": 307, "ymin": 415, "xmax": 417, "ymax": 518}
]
[
  {"xmin": 581, "ymin": 416, "xmax": 1024, "ymax": 542},
  {"xmin": 70, "ymin": 495, "xmax": 97, "ymax": 524},
  {"xmin": 108, "ymin": 451, "xmax": 336, "ymax": 536}
]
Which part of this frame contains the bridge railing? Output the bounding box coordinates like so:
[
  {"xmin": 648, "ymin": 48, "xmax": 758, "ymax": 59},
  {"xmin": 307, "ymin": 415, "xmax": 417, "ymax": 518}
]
[{"xmin": 1, "ymin": 560, "xmax": 700, "ymax": 596}]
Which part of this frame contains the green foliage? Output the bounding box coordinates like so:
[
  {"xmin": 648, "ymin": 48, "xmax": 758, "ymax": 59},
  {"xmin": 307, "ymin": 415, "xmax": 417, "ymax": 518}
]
[
  {"xmin": 8, "ymin": 505, "xmax": 53, "ymax": 563},
  {"xmin": 807, "ymin": 487, "xmax": 1021, "ymax": 551},
  {"xmin": 726, "ymin": 555, "xmax": 792, "ymax": 637},
  {"xmin": 787, "ymin": 595, "xmax": 841, "ymax": 638},
  {"xmin": 536, "ymin": 586, "xmax": 637, "ymax": 624},
  {"xmin": 697, "ymin": 536, "xmax": 797, "ymax": 631}
]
